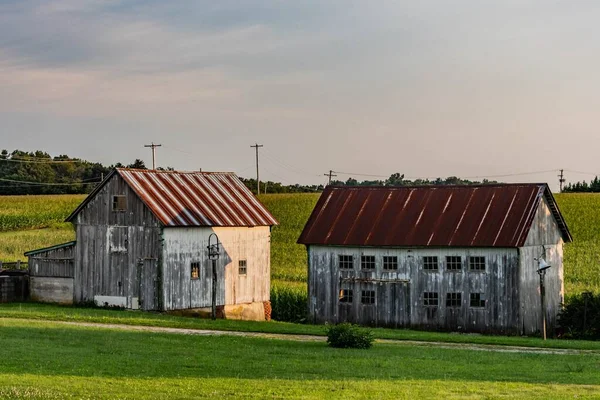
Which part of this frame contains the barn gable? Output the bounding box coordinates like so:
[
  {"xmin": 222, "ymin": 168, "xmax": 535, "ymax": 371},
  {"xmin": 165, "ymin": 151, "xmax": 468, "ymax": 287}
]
[
  {"xmin": 67, "ymin": 168, "xmax": 278, "ymax": 227},
  {"xmin": 298, "ymin": 184, "xmax": 571, "ymax": 248}
]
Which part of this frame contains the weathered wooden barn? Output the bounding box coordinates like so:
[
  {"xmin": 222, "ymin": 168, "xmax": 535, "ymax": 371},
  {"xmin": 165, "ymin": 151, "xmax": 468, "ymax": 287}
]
[
  {"xmin": 298, "ymin": 184, "xmax": 572, "ymax": 335},
  {"xmin": 26, "ymin": 168, "xmax": 277, "ymax": 320}
]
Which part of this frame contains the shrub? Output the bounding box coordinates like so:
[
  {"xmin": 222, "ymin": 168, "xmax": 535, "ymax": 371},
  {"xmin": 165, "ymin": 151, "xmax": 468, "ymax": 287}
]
[
  {"xmin": 270, "ymin": 285, "xmax": 307, "ymax": 323},
  {"xmin": 326, "ymin": 323, "xmax": 374, "ymax": 349},
  {"xmin": 558, "ymin": 292, "xmax": 600, "ymax": 339}
]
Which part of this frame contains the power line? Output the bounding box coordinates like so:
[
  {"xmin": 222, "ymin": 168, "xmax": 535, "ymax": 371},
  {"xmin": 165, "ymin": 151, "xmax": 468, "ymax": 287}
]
[
  {"xmin": 0, "ymin": 177, "xmax": 101, "ymax": 186},
  {"xmin": 0, "ymin": 158, "xmax": 88, "ymax": 164},
  {"xmin": 324, "ymin": 170, "xmax": 337, "ymax": 185},
  {"xmin": 144, "ymin": 142, "xmax": 162, "ymax": 170},
  {"xmin": 250, "ymin": 143, "xmax": 263, "ymax": 195},
  {"xmin": 262, "ymin": 148, "xmax": 321, "ymax": 177}
]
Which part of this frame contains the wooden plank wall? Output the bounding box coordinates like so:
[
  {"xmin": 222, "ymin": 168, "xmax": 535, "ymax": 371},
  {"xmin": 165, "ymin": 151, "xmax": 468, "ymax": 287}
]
[
  {"xmin": 28, "ymin": 244, "xmax": 75, "ymax": 278},
  {"xmin": 73, "ymin": 174, "xmax": 162, "ymax": 309},
  {"xmin": 308, "ymin": 245, "xmax": 520, "ymax": 333},
  {"xmin": 161, "ymin": 226, "xmax": 271, "ymax": 311},
  {"xmin": 519, "ymin": 197, "xmax": 565, "ymax": 335}
]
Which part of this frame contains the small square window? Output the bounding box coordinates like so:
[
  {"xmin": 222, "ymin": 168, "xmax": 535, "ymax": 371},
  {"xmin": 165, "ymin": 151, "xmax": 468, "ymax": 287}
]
[
  {"xmin": 423, "ymin": 292, "xmax": 438, "ymax": 306},
  {"xmin": 470, "ymin": 293, "xmax": 486, "ymax": 308},
  {"xmin": 361, "ymin": 255, "xmax": 376, "ymax": 270},
  {"xmin": 469, "ymin": 256, "xmax": 486, "ymax": 271},
  {"xmin": 383, "ymin": 256, "xmax": 398, "ymax": 270},
  {"xmin": 112, "ymin": 195, "xmax": 127, "ymax": 211},
  {"xmin": 191, "ymin": 262, "xmax": 200, "ymax": 280},
  {"xmin": 423, "ymin": 256, "xmax": 439, "ymax": 271},
  {"xmin": 239, "ymin": 260, "xmax": 247, "ymax": 275},
  {"xmin": 446, "ymin": 292, "xmax": 462, "ymax": 307},
  {"xmin": 339, "ymin": 289, "xmax": 353, "ymax": 303},
  {"xmin": 446, "ymin": 256, "xmax": 462, "ymax": 271},
  {"xmin": 361, "ymin": 290, "xmax": 375, "ymax": 305},
  {"xmin": 339, "ymin": 255, "xmax": 354, "ymax": 269}
]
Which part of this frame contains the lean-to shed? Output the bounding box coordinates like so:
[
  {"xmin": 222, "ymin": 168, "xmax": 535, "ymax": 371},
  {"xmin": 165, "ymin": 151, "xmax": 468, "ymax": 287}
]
[
  {"xmin": 298, "ymin": 184, "xmax": 572, "ymax": 335},
  {"xmin": 27, "ymin": 168, "xmax": 278, "ymax": 320}
]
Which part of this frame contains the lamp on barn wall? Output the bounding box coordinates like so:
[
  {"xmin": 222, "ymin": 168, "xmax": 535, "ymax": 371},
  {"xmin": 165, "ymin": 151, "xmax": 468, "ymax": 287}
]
[
  {"xmin": 207, "ymin": 233, "xmax": 221, "ymax": 320},
  {"xmin": 535, "ymin": 247, "xmax": 552, "ymax": 340}
]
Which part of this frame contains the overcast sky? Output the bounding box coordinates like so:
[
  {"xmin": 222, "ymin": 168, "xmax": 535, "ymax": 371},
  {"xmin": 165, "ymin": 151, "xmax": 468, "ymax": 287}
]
[{"xmin": 1, "ymin": 1, "xmax": 599, "ymax": 190}]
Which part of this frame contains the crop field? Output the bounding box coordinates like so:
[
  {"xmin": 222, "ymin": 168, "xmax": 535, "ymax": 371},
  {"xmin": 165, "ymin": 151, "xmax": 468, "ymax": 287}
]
[
  {"xmin": 0, "ymin": 192, "xmax": 600, "ymax": 295},
  {"xmin": 0, "ymin": 318, "xmax": 599, "ymax": 399}
]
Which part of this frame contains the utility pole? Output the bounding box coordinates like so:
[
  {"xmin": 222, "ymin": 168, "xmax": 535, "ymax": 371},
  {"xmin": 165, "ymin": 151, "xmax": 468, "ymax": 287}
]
[
  {"xmin": 324, "ymin": 170, "xmax": 337, "ymax": 186},
  {"xmin": 558, "ymin": 169, "xmax": 565, "ymax": 192},
  {"xmin": 144, "ymin": 142, "xmax": 162, "ymax": 170},
  {"xmin": 250, "ymin": 143, "xmax": 263, "ymax": 195}
]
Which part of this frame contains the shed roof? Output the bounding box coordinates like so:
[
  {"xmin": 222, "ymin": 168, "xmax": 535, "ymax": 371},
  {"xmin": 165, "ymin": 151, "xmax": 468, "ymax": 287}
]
[
  {"xmin": 66, "ymin": 169, "xmax": 278, "ymax": 227},
  {"xmin": 24, "ymin": 241, "xmax": 76, "ymax": 257},
  {"xmin": 297, "ymin": 184, "xmax": 571, "ymax": 248}
]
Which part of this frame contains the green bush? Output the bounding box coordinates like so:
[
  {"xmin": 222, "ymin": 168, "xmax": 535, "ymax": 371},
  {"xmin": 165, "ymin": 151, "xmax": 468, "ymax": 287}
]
[
  {"xmin": 558, "ymin": 292, "xmax": 600, "ymax": 339},
  {"xmin": 270, "ymin": 285, "xmax": 307, "ymax": 323},
  {"xmin": 326, "ymin": 323, "xmax": 374, "ymax": 349}
]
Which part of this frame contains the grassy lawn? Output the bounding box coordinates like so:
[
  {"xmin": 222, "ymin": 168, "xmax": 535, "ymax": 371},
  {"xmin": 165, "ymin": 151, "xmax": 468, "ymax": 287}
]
[
  {"xmin": 0, "ymin": 319, "xmax": 599, "ymax": 399},
  {"xmin": 3, "ymin": 303, "xmax": 600, "ymax": 351}
]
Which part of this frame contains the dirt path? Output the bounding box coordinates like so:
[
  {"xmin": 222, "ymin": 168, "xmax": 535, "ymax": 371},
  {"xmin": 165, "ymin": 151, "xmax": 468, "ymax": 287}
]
[{"xmin": 3, "ymin": 317, "xmax": 599, "ymax": 356}]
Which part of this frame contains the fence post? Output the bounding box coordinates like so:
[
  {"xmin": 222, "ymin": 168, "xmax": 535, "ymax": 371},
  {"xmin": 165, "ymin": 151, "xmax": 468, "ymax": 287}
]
[
  {"xmin": 16, "ymin": 260, "xmax": 20, "ymax": 269},
  {"xmin": 0, "ymin": 260, "xmax": 2, "ymax": 269}
]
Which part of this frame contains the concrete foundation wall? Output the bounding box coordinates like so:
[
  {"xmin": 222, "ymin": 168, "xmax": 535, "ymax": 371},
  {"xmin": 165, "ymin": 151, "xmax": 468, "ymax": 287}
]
[{"xmin": 30, "ymin": 277, "xmax": 73, "ymax": 304}]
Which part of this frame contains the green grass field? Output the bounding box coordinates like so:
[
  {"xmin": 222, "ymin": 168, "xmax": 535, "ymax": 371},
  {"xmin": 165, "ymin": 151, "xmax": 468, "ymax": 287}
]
[
  {"xmin": 3, "ymin": 302, "xmax": 600, "ymax": 350},
  {"xmin": 1, "ymin": 192, "xmax": 600, "ymax": 295},
  {"xmin": 0, "ymin": 318, "xmax": 599, "ymax": 399}
]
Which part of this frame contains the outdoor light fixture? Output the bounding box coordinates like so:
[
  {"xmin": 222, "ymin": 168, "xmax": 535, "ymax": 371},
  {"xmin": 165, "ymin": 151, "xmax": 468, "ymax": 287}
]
[
  {"xmin": 535, "ymin": 251, "xmax": 551, "ymax": 340},
  {"xmin": 207, "ymin": 233, "xmax": 221, "ymax": 319}
]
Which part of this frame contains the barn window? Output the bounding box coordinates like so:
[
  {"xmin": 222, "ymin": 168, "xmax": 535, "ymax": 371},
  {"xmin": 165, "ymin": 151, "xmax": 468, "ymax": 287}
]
[
  {"xmin": 339, "ymin": 289, "xmax": 353, "ymax": 303},
  {"xmin": 423, "ymin": 256, "xmax": 439, "ymax": 271},
  {"xmin": 446, "ymin": 292, "xmax": 462, "ymax": 307},
  {"xmin": 239, "ymin": 260, "xmax": 247, "ymax": 275},
  {"xmin": 423, "ymin": 292, "xmax": 438, "ymax": 306},
  {"xmin": 361, "ymin": 290, "xmax": 376, "ymax": 304},
  {"xmin": 383, "ymin": 256, "xmax": 398, "ymax": 270},
  {"xmin": 470, "ymin": 293, "xmax": 486, "ymax": 308},
  {"xmin": 446, "ymin": 256, "xmax": 462, "ymax": 271},
  {"xmin": 112, "ymin": 195, "xmax": 127, "ymax": 211},
  {"xmin": 191, "ymin": 262, "xmax": 200, "ymax": 280},
  {"xmin": 361, "ymin": 255, "xmax": 376, "ymax": 270},
  {"xmin": 339, "ymin": 255, "xmax": 354, "ymax": 269},
  {"xmin": 469, "ymin": 256, "xmax": 486, "ymax": 271}
]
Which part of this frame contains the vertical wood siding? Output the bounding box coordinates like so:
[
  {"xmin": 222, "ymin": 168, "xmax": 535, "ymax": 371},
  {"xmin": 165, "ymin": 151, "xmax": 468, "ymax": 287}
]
[
  {"xmin": 308, "ymin": 245, "xmax": 520, "ymax": 333},
  {"xmin": 161, "ymin": 226, "xmax": 271, "ymax": 311},
  {"xmin": 28, "ymin": 244, "xmax": 75, "ymax": 278},
  {"xmin": 73, "ymin": 174, "xmax": 162, "ymax": 309},
  {"xmin": 519, "ymin": 197, "xmax": 565, "ymax": 335}
]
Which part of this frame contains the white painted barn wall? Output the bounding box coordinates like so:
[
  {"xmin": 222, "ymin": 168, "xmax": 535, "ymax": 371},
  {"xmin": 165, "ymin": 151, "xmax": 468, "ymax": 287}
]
[{"xmin": 161, "ymin": 226, "xmax": 271, "ymax": 311}]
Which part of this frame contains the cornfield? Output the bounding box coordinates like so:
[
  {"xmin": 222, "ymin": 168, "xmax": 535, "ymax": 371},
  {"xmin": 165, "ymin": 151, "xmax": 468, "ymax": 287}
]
[{"xmin": 0, "ymin": 195, "xmax": 85, "ymax": 231}]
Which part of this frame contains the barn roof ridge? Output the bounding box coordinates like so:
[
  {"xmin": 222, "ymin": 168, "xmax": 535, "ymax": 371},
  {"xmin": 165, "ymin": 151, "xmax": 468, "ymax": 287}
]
[
  {"xmin": 65, "ymin": 168, "xmax": 278, "ymax": 227},
  {"xmin": 298, "ymin": 183, "xmax": 571, "ymax": 248},
  {"xmin": 116, "ymin": 168, "xmax": 237, "ymax": 175}
]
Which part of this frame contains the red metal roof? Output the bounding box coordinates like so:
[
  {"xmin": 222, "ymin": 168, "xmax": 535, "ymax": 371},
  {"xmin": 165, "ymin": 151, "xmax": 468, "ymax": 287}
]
[
  {"xmin": 67, "ymin": 169, "xmax": 278, "ymax": 227},
  {"xmin": 298, "ymin": 184, "xmax": 571, "ymax": 248}
]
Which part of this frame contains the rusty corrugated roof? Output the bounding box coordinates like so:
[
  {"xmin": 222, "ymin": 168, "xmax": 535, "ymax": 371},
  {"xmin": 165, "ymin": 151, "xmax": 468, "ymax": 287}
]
[
  {"xmin": 298, "ymin": 184, "xmax": 571, "ymax": 247},
  {"xmin": 67, "ymin": 169, "xmax": 277, "ymax": 227}
]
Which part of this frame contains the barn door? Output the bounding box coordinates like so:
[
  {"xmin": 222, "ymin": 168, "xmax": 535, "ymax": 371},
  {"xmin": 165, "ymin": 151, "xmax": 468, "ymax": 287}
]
[
  {"xmin": 138, "ymin": 258, "xmax": 158, "ymax": 311},
  {"xmin": 376, "ymin": 282, "xmax": 410, "ymax": 328}
]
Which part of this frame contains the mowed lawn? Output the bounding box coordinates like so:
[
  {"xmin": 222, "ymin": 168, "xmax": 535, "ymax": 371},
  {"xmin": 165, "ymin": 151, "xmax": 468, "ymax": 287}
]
[{"xmin": 0, "ymin": 319, "xmax": 599, "ymax": 400}]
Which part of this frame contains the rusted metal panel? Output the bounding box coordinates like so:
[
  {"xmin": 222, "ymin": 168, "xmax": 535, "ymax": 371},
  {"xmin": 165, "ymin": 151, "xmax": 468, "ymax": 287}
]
[{"xmin": 298, "ymin": 184, "xmax": 571, "ymax": 248}]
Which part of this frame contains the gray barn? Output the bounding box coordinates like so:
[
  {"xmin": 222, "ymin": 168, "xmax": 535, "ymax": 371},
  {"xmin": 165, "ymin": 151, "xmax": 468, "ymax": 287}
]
[
  {"xmin": 297, "ymin": 184, "xmax": 572, "ymax": 335},
  {"xmin": 26, "ymin": 168, "xmax": 278, "ymax": 320}
]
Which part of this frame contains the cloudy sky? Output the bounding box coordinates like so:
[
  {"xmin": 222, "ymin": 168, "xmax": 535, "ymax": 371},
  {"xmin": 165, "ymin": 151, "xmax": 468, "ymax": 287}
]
[{"xmin": 1, "ymin": 1, "xmax": 599, "ymax": 190}]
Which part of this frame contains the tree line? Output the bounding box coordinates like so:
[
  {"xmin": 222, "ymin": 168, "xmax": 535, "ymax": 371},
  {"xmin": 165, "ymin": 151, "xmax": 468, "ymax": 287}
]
[
  {"xmin": 562, "ymin": 177, "xmax": 600, "ymax": 193},
  {"xmin": 0, "ymin": 149, "xmax": 501, "ymax": 196}
]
